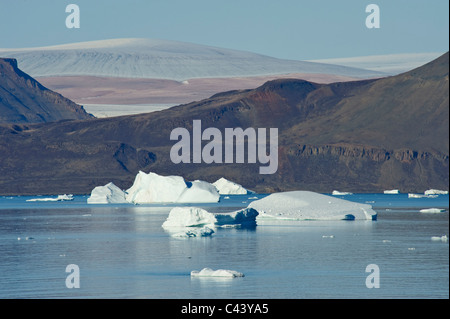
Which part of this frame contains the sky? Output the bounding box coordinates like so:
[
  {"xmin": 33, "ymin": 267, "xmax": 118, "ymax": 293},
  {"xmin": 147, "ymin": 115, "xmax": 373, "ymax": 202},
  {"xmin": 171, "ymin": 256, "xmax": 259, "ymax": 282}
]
[{"xmin": 0, "ymin": 0, "xmax": 448, "ymax": 60}]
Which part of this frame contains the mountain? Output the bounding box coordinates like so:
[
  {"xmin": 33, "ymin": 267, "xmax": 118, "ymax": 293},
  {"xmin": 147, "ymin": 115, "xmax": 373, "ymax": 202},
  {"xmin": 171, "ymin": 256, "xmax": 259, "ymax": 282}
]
[
  {"xmin": 0, "ymin": 38, "xmax": 385, "ymax": 80},
  {"xmin": 308, "ymin": 52, "xmax": 444, "ymax": 75},
  {"xmin": 0, "ymin": 58, "xmax": 93, "ymax": 123},
  {"xmin": 0, "ymin": 52, "xmax": 447, "ymax": 195}
]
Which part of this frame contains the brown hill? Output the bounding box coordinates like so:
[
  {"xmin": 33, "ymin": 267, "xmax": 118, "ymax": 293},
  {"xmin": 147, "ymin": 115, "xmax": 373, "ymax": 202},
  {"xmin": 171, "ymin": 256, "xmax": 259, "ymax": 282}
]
[
  {"xmin": 0, "ymin": 58, "xmax": 93, "ymax": 123},
  {"xmin": 0, "ymin": 53, "xmax": 448, "ymax": 195}
]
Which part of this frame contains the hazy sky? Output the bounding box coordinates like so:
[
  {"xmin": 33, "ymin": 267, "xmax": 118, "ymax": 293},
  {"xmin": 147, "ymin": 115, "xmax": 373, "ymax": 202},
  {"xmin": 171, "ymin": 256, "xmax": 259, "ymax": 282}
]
[{"xmin": 1, "ymin": 0, "xmax": 448, "ymax": 60}]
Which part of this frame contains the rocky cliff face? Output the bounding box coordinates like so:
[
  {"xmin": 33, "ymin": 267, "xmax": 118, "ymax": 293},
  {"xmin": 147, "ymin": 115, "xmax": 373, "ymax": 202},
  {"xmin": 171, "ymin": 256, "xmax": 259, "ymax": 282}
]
[
  {"xmin": 0, "ymin": 58, "xmax": 93, "ymax": 123},
  {"xmin": 0, "ymin": 53, "xmax": 448, "ymax": 195}
]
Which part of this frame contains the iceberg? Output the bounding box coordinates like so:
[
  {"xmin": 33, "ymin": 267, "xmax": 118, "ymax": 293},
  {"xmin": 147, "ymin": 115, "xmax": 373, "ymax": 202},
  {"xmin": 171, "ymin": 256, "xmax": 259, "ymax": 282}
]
[
  {"xmin": 213, "ymin": 177, "xmax": 249, "ymax": 195},
  {"xmin": 420, "ymin": 208, "xmax": 446, "ymax": 213},
  {"xmin": 431, "ymin": 235, "xmax": 448, "ymax": 242},
  {"xmin": 125, "ymin": 171, "xmax": 219, "ymax": 204},
  {"xmin": 384, "ymin": 189, "xmax": 400, "ymax": 194},
  {"xmin": 248, "ymin": 191, "xmax": 377, "ymax": 221},
  {"xmin": 424, "ymin": 189, "xmax": 448, "ymax": 195},
  {"xmin": 26, "ymin": 194, "xmax": 74, "ymax": 202},
  {"xmin": 87, "ymin": 182, "xmax": 128, "ymax": 204},
  {"xmin": 332, "ymin": 190, "xmax": 353, "ymax": 195},
  {"xmin": 214, "ymin": 208, "xmax": 259, "ymax": 227},
  {"xmin": 162, "ymin": 207, "xmax": 217, "ymax": 228},
  {"xmin": 191, "ymin": 268, "xmax": 244, "ymax": 278}
]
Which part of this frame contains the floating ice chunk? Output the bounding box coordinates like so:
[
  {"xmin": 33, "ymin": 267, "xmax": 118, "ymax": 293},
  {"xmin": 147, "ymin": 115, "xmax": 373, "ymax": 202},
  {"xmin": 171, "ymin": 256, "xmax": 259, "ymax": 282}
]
[
  {"xmin": 248, "ymin": 191, "xmax": 377, "ymax": 221},
  {"xmin": 213, "ymin": 177, "xmax": 249, "ymax": 195},
  {"xmin": 162, "ymin": 207, "xmax": 217, "ymax": 228},
  {"xmin": 384, "ymin": 189, "xmax": 400, "ymax": 194},
  {"xmin": 332, "ymin": 190, "xmax": 353, "ymax": 195},
  {"xmin": 26, "ymin": 194, "xmax": 74, "ymax": 202},
  {"xmin": 125, "ymin": 171, "xmax": 219, "ymax": 204},
  {"xmin": 171, "ymin": 226, "xmax": 215, "ymax": 238},
  {"xmin": 87, "ymin": 182, "xmax": 128, "ymax": 204},
  {"xmin": 214, "ymin": 208, "xmax": 259, "ymax": 227},
  {"xmin": 191, "ymin": 268, "xmax": 244, "ymax": 278},
  {"xmin": 431, "ymin": 235, "xmax": 448, "ymax": 242},
  {"xmin": 424, "ymin": 189, "xmax": 448, "ymax": 195},
  {"xmin": 408, "ymin": 193, "xmax": 428, "ymax": 198},
  {"xmin": 177, "ymin": 180, "xmax": 220, "ymax": 203},
  {"xmin": 420, "ymin": 208, "xmax": 446, "ymax": 213}
]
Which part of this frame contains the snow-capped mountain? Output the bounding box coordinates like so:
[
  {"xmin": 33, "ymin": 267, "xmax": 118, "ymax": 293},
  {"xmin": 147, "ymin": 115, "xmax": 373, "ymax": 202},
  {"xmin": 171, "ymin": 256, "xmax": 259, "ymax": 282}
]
[{"xmin": 0, "ymin": 38, "xmax": 385, "ymax": 80}]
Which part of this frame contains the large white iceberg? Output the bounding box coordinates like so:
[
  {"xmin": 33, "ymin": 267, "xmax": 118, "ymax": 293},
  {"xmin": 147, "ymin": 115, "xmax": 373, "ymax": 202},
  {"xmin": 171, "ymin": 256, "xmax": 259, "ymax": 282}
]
[
  {"xmin": 125, "ymin": 171, "xmax": 219, "ymax": 204},
  {"xmin": 87, "ymin": 182, "xmax": 128, "ymax": 204},
  {"xmin": 213, "ymin": 177, "xmax": 249, "ymax": 195},
  {"xmin": 248, "ymin": 191, "xmax": 377, "ymax": 221}
]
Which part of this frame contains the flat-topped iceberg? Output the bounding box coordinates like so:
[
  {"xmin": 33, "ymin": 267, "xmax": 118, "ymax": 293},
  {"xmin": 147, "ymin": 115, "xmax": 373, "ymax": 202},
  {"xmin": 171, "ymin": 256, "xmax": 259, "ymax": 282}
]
[
  {"xmin": 26, "ymin": 194, "xmax": 74, "ymax": 202},
  {"xmin": 213, "ymin": 177, "xmax": 249, "ymax": 195},
  {"xmin": 332, "ymin": 190, "xmax": 353, "ymax": 195},
  {"xmin": 384, "ymin": 189, "xmax": 400, "ymax": 194},
  {"xmin": 248, "ymin": 191, "xmax": 377, "ymax": 221},
  {"xmin": 191, "ymin": 268, "xmax": 244, "ymax": 278},
  {"xmin": 424, "ymin": 189, "xmax": 448, "ymax": 195},
  {"xmin": 87, "ymin": 182, "xmax": 128, "ymax": 204},
  {"xmin": 420, "ymin": 208, "xmax": 446, "ymax": 213},
  {"xmin": 125, "ymin": 171, "xmax": 219, "ymax": 204}
]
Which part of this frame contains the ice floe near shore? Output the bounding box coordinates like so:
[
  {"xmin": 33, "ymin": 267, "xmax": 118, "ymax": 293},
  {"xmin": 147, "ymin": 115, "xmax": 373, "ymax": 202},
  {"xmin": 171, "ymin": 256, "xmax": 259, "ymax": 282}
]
[
  {"xmin": 26, "ymin": 194, "xmax": 74, "ymax": 202},
  {"xmin": 425, "ymin": 189, "xmax": 448, "ymax": 195},
  {"xmin": 87, "ymin": 182, "xmax": 128, "ymax": 204},
  {"xmin": 248, "ymin": 191, "xmax": 377, "ymax": 220},
  {"xmin": 213, "ymin": 177, "xmax": 249, "ymax": 195},
  {"xmin": 384, "ymin": 189, "xmax": 400, "ymax": 194},
  {"xmin": 191, "ymin": 268, "xmax": 244, "ymax": 278},
  {"xmin": 431, "ymin": 235, "xmax": 448, "ymax": 242},
  {"xmin": 332, "ymin": 190, "xmax": 353, "ymax": 195}
]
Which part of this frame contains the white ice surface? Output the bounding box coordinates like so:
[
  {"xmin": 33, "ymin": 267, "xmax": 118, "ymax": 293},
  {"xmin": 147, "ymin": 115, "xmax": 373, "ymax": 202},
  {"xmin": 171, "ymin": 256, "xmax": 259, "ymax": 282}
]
[
  {"xmin": 248, "ymin": 191, "xmax": 377, "ymax": 221},
  {"xmin": 332, "ymin": 190, "xmax": 353, "ymax": 195},
  {"xmin": 87, "ymin": 182, "xmax": 128, "ymax": 204},
  {"xmin": 384, "ymin": 189, "xmax": 400, "ymax": 194},
  {"xmin": 424, "ymin": 189, "xmax": 449, "ymax": 195},
  {"xmin": 125, "ymin": 171, "xmax": 219, "ymax": 204},
  {"xmin": 191, "ymin": 268, "xmax": 244, "ymax": 278},
  {"xmin": 213, "ymin": 177, "xmax": 249, "ymax": 195},
  {"xmin": 0, "ymin": 38, "xmax": 384, "ymax": 80},
  {"xmin": 420, "ymin": 208, "xmax": 446, "ymax": 213},
  {"xmin": 26, "ymin": 194, "xmax": 74, "ymax": 202}
]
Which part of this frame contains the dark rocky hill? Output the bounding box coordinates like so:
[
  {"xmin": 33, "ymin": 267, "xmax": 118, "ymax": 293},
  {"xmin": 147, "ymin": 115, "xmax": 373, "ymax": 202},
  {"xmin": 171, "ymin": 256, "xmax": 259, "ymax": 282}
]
[
  {"xmin": 0, "ymin": 53, "xmax": 447, "ymax": 195},
  {"xmin": 0, "ymin": 58, "xmax": 93, "ymax": 123}
]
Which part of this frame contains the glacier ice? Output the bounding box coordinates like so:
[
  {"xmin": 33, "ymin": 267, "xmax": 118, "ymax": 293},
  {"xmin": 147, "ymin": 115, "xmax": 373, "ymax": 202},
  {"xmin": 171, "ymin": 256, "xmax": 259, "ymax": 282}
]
[
  {"xmin": 87, "ymin": 182, "xmax": 128, "ymax": 204},
  {"xmin": 26, "ymin": 194, "xmax": 74, "ymax": 202},
  {"xmin": 248, "ymin": 191, "xmax": 377, "ymax": 221},
  {"xmin": 213, "ymin": 177, "xmax": 249, "ymax": 195},
  {"xmin": 125, "ymin": 171, "xmax": 219, "ymax": 204}
]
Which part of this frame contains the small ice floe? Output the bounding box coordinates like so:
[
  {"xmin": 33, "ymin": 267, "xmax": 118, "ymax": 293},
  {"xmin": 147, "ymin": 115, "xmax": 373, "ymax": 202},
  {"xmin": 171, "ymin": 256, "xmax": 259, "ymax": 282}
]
[
  {"xmin": 384, "ymin": 189, "xmax": 400, "ymax": 194},
  {"xmin": 431, "ymin": 235, "xmax": 448, "ymax": 242},
  {"xmin": 332, "ymin": 190, "xmax": 353, "ymax": 195},
  {"xmin": 322, "ymin": 235, "xmax": 335, "ymax": 238},
  {"xmin": 420, "ymin": 208, "xmax": 446, "ymax": 213},
  {"xmin": 382, "ymin": 239, "xmax": 391, "ymax": 243},
  {"xmin": 17, "ymin": 236, "xmax": 34, "ymax": 241},
  {"xmin": 424, "ymin": 189, "xmax": 448, "ymax": 195},
  {"xmin": 407, "ymin": 247, "xmax": 416, "ymax": 251},
  {"xmin": 408, "ymin": 193, "xmax": 438, "ymax": 198},
  {"xmin": 191, "ymin": 268, "xmax": 244, "ymax": 278},
  {"xmin": 26, "ymin": 194, "xmax": 74, "ymax": 202}
]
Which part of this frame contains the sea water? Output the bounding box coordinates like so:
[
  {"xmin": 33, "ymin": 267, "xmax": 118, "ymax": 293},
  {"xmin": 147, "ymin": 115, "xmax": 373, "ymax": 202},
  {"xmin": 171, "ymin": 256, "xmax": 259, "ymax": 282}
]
[{"xmin": 0, "ymin": 193, "xmax": 448, "ymax": 299}]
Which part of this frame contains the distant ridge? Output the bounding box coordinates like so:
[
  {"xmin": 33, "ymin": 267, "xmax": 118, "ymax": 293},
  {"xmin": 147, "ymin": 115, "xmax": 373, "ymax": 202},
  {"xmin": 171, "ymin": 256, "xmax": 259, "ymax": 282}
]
[
  {"xmin": 0, "ymin": 58, "xmax": 93, "ymax": 123},
  {"xmin": 0, "ymin": 52, "xmax": 447, "ymax": 195},
  {"xmin": 0, "ymin": 38, "xmax": 385, "ymax": 80}
]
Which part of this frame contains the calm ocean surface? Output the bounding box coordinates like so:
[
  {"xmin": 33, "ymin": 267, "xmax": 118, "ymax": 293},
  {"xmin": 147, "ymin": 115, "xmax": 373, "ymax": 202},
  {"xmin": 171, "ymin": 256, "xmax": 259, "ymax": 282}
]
[{"xmin": 0, "ymin": 193, "xmax": 448, "ymax": 299}]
